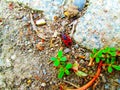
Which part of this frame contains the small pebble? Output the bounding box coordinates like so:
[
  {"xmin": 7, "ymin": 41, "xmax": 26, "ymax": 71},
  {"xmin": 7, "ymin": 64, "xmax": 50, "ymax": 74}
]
[
  {"xmin": 50, "ymin": 48, "xmax": 54, "ymax": 51},
  {"xmin": 33, "ymin": 13, "xmax": 39, "ymax": 19},
  {"xmin": 74, "ymin": 44, "xmax": 79, "ymax": 48},
  {"xmin": 73, "ymin": 0, "xmax": 86, "ymax": 11},
  {"xmin": 36, "ymin": 43, "xmax": 44, "ymax": 51},
  {"xmin": 79, "ymin": 59, "xmax": 85, "ymax": 63},
  {"xmin": 64, "ymin": 48, "xmax": 71, "ymax": 54},
  {"xmin": 50, "ymin": 81, "xmax": 52, "ymax": 85},
  {"xmin": 52, "ymin": 31, "xmax": 58, "ymax": 37},
  {"xmin": 36, "ymin": 19, "xmax": 46, "ymax": 26},
  {"xmin": 105, "ymin": 84, "xmax": 109, "ymax": 89},
  {"xmin": 46, "ymin": 51, "xmax": 48, "ymax": 55},
  {"xmin": 42, "ymin": 69, "xmax": 47, "ymax": 75},
  {"xmin": 118, "ymin": 79, "xmax": 120, "ymax": 84},
  {"xmin": 114, "ymin": 79, "xmax": 120, "ymax": 84},
  {"xmin": 41, "ymin": 83, "xmax": 46, "ymax": 87},
  {"xmin": 5, "ymin": 59, "xmax": 11, "ymax": 67},
  {"xmin": 11, "ymin": 54, "xmax": 16, "ymax": 60},
  {"xmin": 85, "ymin": 53, "xmax": 90, "ymax": 60},
  {"xmin": 61, "ymin": 21, "xmax": 68, "ymax": 26},
  {"xmin": 28, "ymin": 49, "xmax": 33, "ymax": 53},
  {"xmin": 22, "ymin": 16, "xmax": 28, "ymax": 21}
]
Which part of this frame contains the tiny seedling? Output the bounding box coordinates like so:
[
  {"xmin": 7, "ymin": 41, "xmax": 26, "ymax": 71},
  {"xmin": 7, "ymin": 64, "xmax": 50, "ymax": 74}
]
[
  {"xmin": 58, "ymin": 63, "xmax": 72, "ymax": 79},
  {"xmin": 50, "ymin": 50, "xmax": 73, "ymax": 78},
  {"xmin": 90, "ymin": 47, "xmax": 120, "ymax": 73},
  {"xmin": 50, "ymin": 50, "xmax": 67, "ymax": 67}
]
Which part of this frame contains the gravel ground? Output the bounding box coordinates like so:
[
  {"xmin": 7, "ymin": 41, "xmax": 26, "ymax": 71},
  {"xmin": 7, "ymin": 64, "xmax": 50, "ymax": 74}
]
[{"xmin": 0, "ymin": 0, "xmax": 120, "ymax": 90}]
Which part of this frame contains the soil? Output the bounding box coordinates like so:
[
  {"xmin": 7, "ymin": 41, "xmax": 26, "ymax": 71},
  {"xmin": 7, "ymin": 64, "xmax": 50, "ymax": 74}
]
[{"xmin": 0, "ymin": 0, "xmax": 120, "ymax": 90}]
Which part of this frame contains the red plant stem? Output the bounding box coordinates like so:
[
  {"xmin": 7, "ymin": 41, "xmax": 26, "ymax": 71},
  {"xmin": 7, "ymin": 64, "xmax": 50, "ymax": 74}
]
[{"xmin": 67, "ymin": 61, "xmax": 103, "ymax": 90}]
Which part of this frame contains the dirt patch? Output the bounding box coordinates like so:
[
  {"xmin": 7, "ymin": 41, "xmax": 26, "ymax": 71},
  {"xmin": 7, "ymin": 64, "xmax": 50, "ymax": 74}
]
[{"xmin": 0, "ymin": 0, "xmax": 120, "ymax": 90}]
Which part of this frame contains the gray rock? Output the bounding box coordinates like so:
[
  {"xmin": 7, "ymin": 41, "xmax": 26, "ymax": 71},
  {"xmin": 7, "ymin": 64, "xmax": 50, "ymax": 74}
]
[
  {"xmin": 74, "ymin": 44, "xmax": 79, "ymax": 48},
  {"xmin": 114, "ymin": 79, "xmax": 120, "ymax": 84},
  {"xmin": 0, "ymin": 58, "xmax": 4, "ymax": 66},
  {"xmin": 73, "ymin": 0, "xmax": 86, "ymax": 11},
  {"xmin": 5, "ymin": 0, "xmax": 85, "ymax": 20},
  {"xmin": 73, "ymin": 0, "xmax": 120, "ymax": 49},
  {"xmin": 64, "ymin": 48, "xmax": 71, "ymax": 54},
  {"xmin": 85, "ymin": 53, "xmax": 90, "ymax": 60},
  {"xmin": 22, "ymin": 16, "xmax": 28, "ymax": 22},
  {"xmin": 105, "ymin": 84, "xmax": 109, "ymax": 89},
  {"xmin": 42, "ymin": 69, "xmax": 47, "ymax": 75},
  {"xmin": 79, "ymin": 59, "xmax": 85, "ymax": 64}
]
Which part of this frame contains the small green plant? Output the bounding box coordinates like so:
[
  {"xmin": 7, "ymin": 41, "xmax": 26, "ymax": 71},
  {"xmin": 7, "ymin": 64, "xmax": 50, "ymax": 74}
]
[
  {"xmin": 58, "ymin": 63, "xmax": 72, "ymax": 78},
  {"xmin": 50, "ymin": 50, "xmax": 73, "ymax": 78},
  {"xmin": 90, "ymin": 47, "xmax": 120, "ymax": 73},
  {"xmin": 50, "ymin": 50, "xmax": 67, "ymax": 67}
]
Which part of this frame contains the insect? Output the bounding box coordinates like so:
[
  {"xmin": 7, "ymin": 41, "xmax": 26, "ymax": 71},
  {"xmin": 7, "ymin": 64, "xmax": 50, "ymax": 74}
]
[{"xmin": 61, "ymin": 33, "xmax": 72, "ymax": 47}]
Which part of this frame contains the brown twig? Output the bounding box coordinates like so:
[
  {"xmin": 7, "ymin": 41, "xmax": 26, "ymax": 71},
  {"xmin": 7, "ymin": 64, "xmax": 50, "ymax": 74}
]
[{"xmin": 30, "ymin": 13, "xmax": 46, "ymax": 39}]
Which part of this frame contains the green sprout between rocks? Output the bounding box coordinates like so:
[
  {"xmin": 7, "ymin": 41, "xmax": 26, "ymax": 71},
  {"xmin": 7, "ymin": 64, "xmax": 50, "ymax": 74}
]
[
  {"xmin": 50, "ymin": 50, "xmax": 73, "ymax": 79},
  {"xmin": 50, "ymin": 50, "xmax": 67, "ymax": 67},
  {"xmin": 58, "ymin": 63, "xmax": 72, "ymax": 79},
  {"xmin": 90, "ymin": 47, "xmax": 120, "ymax": 73}
]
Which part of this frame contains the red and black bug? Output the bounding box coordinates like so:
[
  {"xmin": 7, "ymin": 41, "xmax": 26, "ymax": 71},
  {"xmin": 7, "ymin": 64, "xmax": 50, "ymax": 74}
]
[{"xmin": 61, "ymin": 33, "xmax": 72, "ymax": 47}]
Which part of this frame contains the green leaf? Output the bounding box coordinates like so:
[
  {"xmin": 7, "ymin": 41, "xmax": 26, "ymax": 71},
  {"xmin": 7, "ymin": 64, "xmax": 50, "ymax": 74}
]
[
  {"xmin": 109, "ymin": 52, "xmax": 116, "ymax": 56},
  {"xmin": 58, "ymin": 70, "xmax": 64, "ymax": 79},
  {"xmin": 75, "ymin": 70, "xmax": 87, "ymax": 77},
  {"xmin": 106, "ymin": 58, "xmax": 110, "ymax": 64},
  {"xmin": 108, "ymin": 65, "xmax": 113, "ymax": 73},
  {"xmin": 90, "ymin": 53, "xmax": 94, "ymax": 58},
  {"xmin": 97, "ymin": 51, "xmax": 103, "ymax": 57},
  {"xmin": 92, "ymin": 48, "xmax": 97, "ymax": 54},
  {"xmin": 54, "ymin": 60, "xmax": 60, "ymax": 66},
  {"xmin": 65, "ymin": 69, "xmax": 70, "ymax": 75},
  {"xmin": 58, "ymin": 50, "xmax": 63, "ymax": 58},
  {"xmin": 102, "ymin": 49, "xmax": 107, "ymax": 53},
  {"xmin": 105, "ymin": 47, "xmax": 110, "ymax": 52},
  {"xmin": 101, "ymin": 57, "xmax": 105, "ymax": 61},
  {"xmin": 50, "ymin": 57, "xmax": 57, "ymax": 61},
  {"xmin": 112, "ymin": 65, "xmax": 120, "ymax": 70},
  {"xmin": 110, "ymin": 47, "xmax": 116, "ymax": 52},
  {"xmin": 65, "ymin": 63, "xmax": 72, "ymax": 69},
  {"xmin": 59, "ymin": 67, "xmax": 64, "ymax": 72},
  {"xmin": 60, "ymin": 56, "xmax": 67, "ymax": 61},
  {"xmin": 111, "ymin": 57, "xmax": 116, "ymax": 64},
  {"xmin": 96, "ymin": 57, "xmax": 100, "ymax": 63},
  {"xmin": 61, "ymin": 62, "xmax": 66, "ymax": 66}
]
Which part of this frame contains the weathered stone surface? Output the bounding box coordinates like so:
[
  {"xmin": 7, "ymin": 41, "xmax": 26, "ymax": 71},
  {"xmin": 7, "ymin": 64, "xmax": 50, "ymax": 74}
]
[
  {"xmin": 73, "ymin": 0, "xmax": 120, "ymax": 49},
  {"xmin": 5, "ymin": 0, "xmax": 68, "ymax": 20},
  {"xmin": 5, "ymin": 0, "xmax": 86, "ymax": 20}
]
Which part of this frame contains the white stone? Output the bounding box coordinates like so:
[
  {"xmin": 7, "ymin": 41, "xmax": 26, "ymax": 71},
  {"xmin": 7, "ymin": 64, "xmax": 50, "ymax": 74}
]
[
  {"xmin": 41, "ymin": 83, "xmax": 46, "ymax": 87},
  {"xmin": 36, "ymin": 19, "xmax": 46, "ymax": 26},
  {"xmin": 11, "ymin": 54, "xmax": 16, "ymax": 60},
  {"xmin": 5, "ymin": 58, "xmax": 11, "ymax": 67}
]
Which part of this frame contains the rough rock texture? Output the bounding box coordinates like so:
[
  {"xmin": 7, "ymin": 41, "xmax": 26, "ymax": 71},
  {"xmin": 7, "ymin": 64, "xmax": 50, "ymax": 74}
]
[
  {"xmin": 73, "ymin": 0, "xmax": 120, "ymax": 49},
  {"xmin": 5, "ymin": 0, "xmax": 70, "ymax": 20}
]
